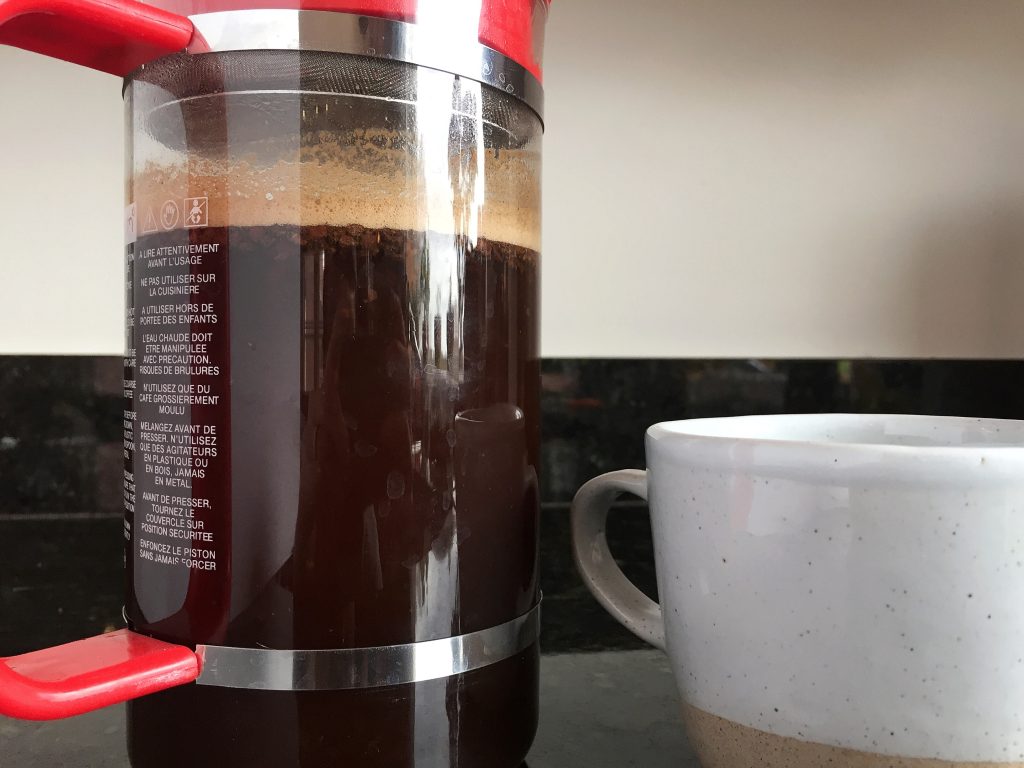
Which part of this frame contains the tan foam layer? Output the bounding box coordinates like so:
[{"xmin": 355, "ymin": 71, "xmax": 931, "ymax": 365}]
[
  {"xmin": 131, "ymin": 136, "xmax": 540, "ymax": 251},
  {"xmin": 682, "ymin": 704, "xmax": 1023, "ymax": 768}
]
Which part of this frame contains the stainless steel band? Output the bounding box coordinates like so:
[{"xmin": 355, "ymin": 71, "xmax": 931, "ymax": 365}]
[
  {"xmin": 194, "ymin": 603, "xmax": 541, "ymax": 691},
  {"xmin": 186, "ymin": 9, "xmax": 544, "ymax": 120}
]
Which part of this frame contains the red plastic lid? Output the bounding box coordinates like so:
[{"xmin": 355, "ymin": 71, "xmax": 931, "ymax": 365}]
[
  {"xmin": 0, "ymin": 0, "xmax": 549, "ymax": 79},
  {"xmin": 0, "ymin": 0, "xmax": 193, "ymax": 74}
]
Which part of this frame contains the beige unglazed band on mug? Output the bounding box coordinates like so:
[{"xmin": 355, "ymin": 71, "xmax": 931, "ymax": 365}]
[{"xmin": 192, "ymin": 602, "xmax": 540, "ymax": 691}]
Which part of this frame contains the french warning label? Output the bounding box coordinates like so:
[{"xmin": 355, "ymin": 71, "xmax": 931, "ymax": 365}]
[{"xmin": 125, "ymin": 227, "xmax": 228, "ymax": 576}]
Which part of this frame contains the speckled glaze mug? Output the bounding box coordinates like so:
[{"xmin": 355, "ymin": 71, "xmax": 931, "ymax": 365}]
[{"xmin": 572, "ymin": 414, "xmax": 1024, "ymax": 768}]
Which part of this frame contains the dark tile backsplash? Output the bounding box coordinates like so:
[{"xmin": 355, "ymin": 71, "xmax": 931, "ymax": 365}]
[
  {"xmin": 3, "ymin": 356, "xmax": 1024, "ymax": 655},
  {"xmin": 539, "ymin": 358, "xmax": 1024, "ymax": 502},
  {"xmin": 0, "ymin": 357, "xmax": 122, "ymax": 515},
  {"xmin": 6, "ymin": 356, "xmax": 1024, "ymax": 512}
]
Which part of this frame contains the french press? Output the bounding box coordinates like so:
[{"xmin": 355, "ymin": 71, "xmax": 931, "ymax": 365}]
[{"xmin": 0, "ymin": 1, "xmax": 546, "ymax": 765}]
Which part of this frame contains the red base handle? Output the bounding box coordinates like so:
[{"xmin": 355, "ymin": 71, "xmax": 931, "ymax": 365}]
[
  {"xmin": 0, "ymin": 0, "xmax": 193, "ymax": 75},
  {"xmin": 0, "ymin": 630, "xmax": 200, "ymax": 721}
]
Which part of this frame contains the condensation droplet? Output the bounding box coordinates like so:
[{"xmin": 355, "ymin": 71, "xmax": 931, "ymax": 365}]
[
  {"xmin": 386, "ymin": 471, "xmax": 406, "ymax": 499},
  {"xmin": 446, "ymin": 429, "xmax": 457, "ymax": 447},
  {"xmin": 355, "ymin": 441, "xmax": 378, "ymax": 458},
  {"xmin": 265, "ymin": 192, "xmax": 274, "ymax": 201}
]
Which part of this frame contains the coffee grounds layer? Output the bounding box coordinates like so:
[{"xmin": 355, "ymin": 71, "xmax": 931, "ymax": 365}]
[{"xmin": 682, "ymin": 704, "xmax": 1024, "ymax": 768}]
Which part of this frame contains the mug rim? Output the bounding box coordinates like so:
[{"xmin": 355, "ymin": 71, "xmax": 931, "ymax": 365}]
[{"xmin": 646, "ymin": 414, "xmax": 1024, "ymax": 482}]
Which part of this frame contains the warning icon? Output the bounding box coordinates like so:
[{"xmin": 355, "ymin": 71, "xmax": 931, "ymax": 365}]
[
  {"xmin": 160, "ymin": 200, "xmax": 179, "ymax": 230},
  {"xmin": 184, "ymin": 197, "xmax": 208, "ymax": 228},
  {"xmin": 124, "ymin": 203, "xmax": 136, "ymax": 244},
  {"xmin": 143, "ymin": 207, "xmax": 158, "ymax": 234}
]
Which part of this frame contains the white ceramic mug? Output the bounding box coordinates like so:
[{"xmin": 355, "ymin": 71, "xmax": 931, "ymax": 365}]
[{"xmin": 572, "ymin": 414, "xmax": 1024, "ymax": 767}]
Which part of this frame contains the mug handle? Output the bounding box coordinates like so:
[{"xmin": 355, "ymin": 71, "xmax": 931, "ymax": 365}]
[{"xmin": 571, "ymin": 470, "xmax": 665, "ymax": 650}]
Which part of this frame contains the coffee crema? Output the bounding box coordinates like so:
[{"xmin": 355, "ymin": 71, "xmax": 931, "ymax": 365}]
[{"xmin": 131, "ymin": 133, "xmax": 541, "ymax": 251}]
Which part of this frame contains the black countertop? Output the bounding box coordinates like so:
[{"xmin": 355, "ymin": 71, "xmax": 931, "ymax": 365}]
[{"xmin": 3, "ymin": 650, "xmax": 696, "ymax": 767}]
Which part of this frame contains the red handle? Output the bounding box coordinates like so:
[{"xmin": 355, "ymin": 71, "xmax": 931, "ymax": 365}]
[
  {"xmin": 0, "ymin": 0, "xmax": 193, "ymax": 75},
  {"xmin": 0, "ymin": 630, "xmax": 200, "ymax": 720}
]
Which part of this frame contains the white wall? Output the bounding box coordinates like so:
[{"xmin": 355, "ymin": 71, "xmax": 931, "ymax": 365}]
[
  {"xmin": 0, "ymin": 50, "xmax": 124, "ymax": 355},
  {"xmin": 4, "ymin": 0, "xmax": 1024, "ymax": 357}
]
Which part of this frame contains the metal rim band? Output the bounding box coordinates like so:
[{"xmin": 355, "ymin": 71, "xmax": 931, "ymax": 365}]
[
  {"xmin": 185, "ymin": 9, "xmax": 544, "ymax": 121},
  {"xmin": 194, "ymin": 603, "xmax": 541, "ymax": 691}
]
